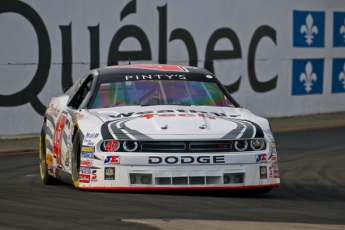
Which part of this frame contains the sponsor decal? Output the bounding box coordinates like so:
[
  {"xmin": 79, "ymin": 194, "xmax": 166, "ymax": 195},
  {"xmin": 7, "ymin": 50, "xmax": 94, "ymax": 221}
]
[
  {"xmin": 125, "ymin": 74, "xmax": 186, "ymax": 81},
  {"xmin": 272, "ymin": 162, "xmax": 279, "ymax": 170},
  {"xmin": 293, "ymin": 11, "xmax": 325, "ymax": 47},
  {"xmin": 271, "ymin": 155, "xmax": 278, "ymax": 162},
  {"xmin": 260, "ymin": 166, "xmax": 267, "ymax": 179},
  {"xmin": 274, "ymin": 169, "xmax": 280, "ymax": 178},
  {"xmin": 269, "ymin": 166, "xmax": 273, "ymax": 178},
  {"xmin": 256, "ymin": 154, "xmax": 267, "ymax": 163},
  {"xmin": 73, "ymin": 112, "xmax": 84, "ymax": 121},
  {"xmin": 332, "ymin": 58, "xmax": 345, "ymax": 93},
  {"xmin": 46, "ymin": 104, "xmax": 60, "ymax": 116},
  {"xmin": 263, "ymin": 129, "xmax": 275, "ymax": 142},
  {"xmin": 104, "ymin": 167, "xmax": 115, "ymax": 180},
  {"xmin": 112, "ymin": 64, "xmax": 190, "ymax": 72},
  {"xmin": 140, "ymin": 113, "xmax": 220, "ymax": 119},
  {"xmin": 81, "ymin": 152, "xmax": 94, "ymax": 159},
  {"xmin": 333, "ymin": 12, "xmax": 345, "ymax": 47},
  {"xmin": 53, "ymin": 113, "xmax": 67, "ymax": 167},
  {"xmin": 292, "ymin": 59, "xmax": 324, "ymax": 95},
  {"xmin": 148, "ymin": 155, "xmax": 225, "ymax": 164},
  {"xmin": 91, "ymin": 170, "xmax": 97, "ymax": 181},
  {"xmin": 80, "ymin": 174, "xmax": 90, "ymax": 183},
  {"xmin": 270, "ymin": 143, "xmax": 276, "ymax": 148},
  {"xmin": 80, "ymin": 167, "xmax": 91, "ymax": 174},
  {"xmin": 65, "ymin": 152, "xmax": 70, "ymax": 166},
  {"xmin": 114, "ymin": 110, "xmax": 227, "ymax": 118},
  {"xmin": 104, "ymin": 156, "xmax": 120, "ymax": 164},
  {"xmin": 81, "ymin": 160, "xmax": 92, "ymax": 167},
  {"xmin": 47, "ymin": 165, "xmax": 55, "ymax": 177},
  {"xmin": 103, "ymin": 141, "xmax": 120, "ymax": 152},
  {"xmin": 271, "ymin": 147, "xmax": 277, "ymax": 155},
  {"xmin": 85, "ymin": 132, "xmax": 99, "ymax": 138},
  {"xmin": 46, "ymin": 154, "xmax": 53, "ymax": 165},
  {"xmin": 81, "ymin": 146, "xmax": 95, "ymax": 153},
  {"xmin": 83, "ymin": 139, "xmax": 95, "ymax": 146}
]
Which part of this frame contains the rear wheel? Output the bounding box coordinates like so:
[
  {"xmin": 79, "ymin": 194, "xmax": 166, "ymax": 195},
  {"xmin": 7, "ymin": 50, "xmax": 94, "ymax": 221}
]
[
  {"xmin": 39, "ymin": 125, "xmax": 57, "ymax": 185},
  {"xmin": 71, "ymin": 129, "xmax": 82, "ymax": 188}
]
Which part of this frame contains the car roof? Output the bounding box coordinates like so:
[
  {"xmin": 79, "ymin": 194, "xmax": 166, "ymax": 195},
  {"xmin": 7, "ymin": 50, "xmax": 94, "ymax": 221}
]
[{"xmin": 97, "ymin": 64, "xmax": 213, "ymax": 77}]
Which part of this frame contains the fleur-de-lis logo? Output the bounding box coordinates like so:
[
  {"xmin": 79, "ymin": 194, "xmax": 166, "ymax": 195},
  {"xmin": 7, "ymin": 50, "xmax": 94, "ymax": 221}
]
[
  {"xmin": 340, "ymin": 18, "xmax": 345, "ymax": 42},
  {"xmin": 300, "ymin": 14, "xmax": 318, "ymax": 45},
  {"xmin": 300, "ymin": 62, "xmax": 317, "ymax": 93},
  {"xmin": 339, "ymin": 63, "xmax": 345, "ymax": 90}
]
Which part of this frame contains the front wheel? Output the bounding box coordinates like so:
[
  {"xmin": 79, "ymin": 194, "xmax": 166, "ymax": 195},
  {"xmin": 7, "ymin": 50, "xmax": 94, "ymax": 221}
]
[
  {"xmin": 239, "ymin": 186, "xmax": 274, "ymax": 195},
  {"xmin": 71, "ymin": 129, "xmax": 82, "ymax": 188}
]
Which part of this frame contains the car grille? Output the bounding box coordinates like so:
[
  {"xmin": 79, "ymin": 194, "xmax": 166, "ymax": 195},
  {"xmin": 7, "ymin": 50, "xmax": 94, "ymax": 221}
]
[{"xmin": 140, "ymin": 141, "xmax": 232, "ymax": 152}]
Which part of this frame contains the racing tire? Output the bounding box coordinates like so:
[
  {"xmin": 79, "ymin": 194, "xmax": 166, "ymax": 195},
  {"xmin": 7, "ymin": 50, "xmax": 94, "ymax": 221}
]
[
  {"xmin": 39, "ymin": 124, "xmax": 58, "ymax": 185},
  {"xmin": 71, "ymin": 129, "xmax": 82, "ymax": 188},
  {"xmin": 239, "ymin": 186, "xmax": 274, "ymax": 195}
]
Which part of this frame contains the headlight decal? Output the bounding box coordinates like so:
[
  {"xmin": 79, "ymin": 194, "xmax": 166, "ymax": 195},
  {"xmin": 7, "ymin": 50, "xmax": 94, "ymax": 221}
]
[
  {"xmin": 103, "ymin": 141, "xmax": 120, "ymax": 152},
  {"xmin": 100, "ymin": 139, "xmax": 266, "ymax": 152}
]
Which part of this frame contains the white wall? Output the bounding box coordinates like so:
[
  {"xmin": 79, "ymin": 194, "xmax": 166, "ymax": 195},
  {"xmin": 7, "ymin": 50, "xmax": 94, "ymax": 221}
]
[{"xmin": 0, "ymin": 0, "xmax": 344, "ymax": 135}]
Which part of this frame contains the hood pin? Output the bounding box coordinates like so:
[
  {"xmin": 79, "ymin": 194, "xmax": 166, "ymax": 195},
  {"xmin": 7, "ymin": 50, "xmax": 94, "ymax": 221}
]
[{"xmin": 199, "ymin": 124, "xmax": 207, "ymax": 129}]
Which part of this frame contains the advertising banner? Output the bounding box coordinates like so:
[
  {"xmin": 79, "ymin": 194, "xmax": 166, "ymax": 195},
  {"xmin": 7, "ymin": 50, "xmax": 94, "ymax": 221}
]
[{"xmin": 0, "ymin": 0, "xmax": 344, "ymax": 135}]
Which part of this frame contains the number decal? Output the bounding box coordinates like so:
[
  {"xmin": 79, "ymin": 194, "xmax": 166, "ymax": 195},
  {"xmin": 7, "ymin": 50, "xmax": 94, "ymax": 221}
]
[{"xmin": 53, "ymin": 113, "xmax": 67, "ymax": 167}]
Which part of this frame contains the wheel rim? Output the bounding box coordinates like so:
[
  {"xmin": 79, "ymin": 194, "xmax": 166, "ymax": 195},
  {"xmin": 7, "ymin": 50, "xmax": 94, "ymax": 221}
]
[
  {"xmin": 72, "ymin": 137, "xmax": 81, "ymax": 187},
  {"xmin": 39, "ymin": 136, "xmax": 46, "ymax": 180}
]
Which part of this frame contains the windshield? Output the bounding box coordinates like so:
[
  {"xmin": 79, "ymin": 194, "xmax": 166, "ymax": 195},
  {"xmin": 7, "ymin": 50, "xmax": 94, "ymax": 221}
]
[{"xmin": 91, "ymin": 80, "xmax": 233, "ymax": 109}]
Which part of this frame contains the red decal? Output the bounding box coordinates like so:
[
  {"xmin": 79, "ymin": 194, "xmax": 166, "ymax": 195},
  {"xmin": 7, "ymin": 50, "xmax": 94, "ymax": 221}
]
[
  {"xmin": 53, "ymin": 114, "xmax": 67, "ymax": 167},
  {"xmin": 80, "ymin": 175, "xmax": 91, "ymax": 183},
  {"xmin": 81, "ymin": 160, "xmax": 92, "ymax": 167},
  {"xmin": 178, "ymin": 114, "xmax": 195, "ymax": 117},
  {"xmin": 92, "ymin": 173, "xmax": 97, "ymax": 180},
  {"xmin": 104, "ymin": 156, "xmax": 119, "ymax": 164},
  {"xmin": 140, "ymin": 114, "xmax": 154, "ymax": 119},
  {"xmin": 274, "ymin": 169, "xmax": 280, "ymax": 178},
  {"xmin": 262, "ymin": 154, "xmax": 267, "ymax": 161},
  {"xmin": 158, "ymin": 114, "xmax": 175, "ymax": 117},
  {"xmin": 111, "ymin": 64, "xmax": 187, "ymax": 72},
  {"xmin": 46, "ymin": 104, "xmax": 59, "ymax": 116},
  {"xmin": 105, "ymin": 141, "xmax": 119, "ymax": 152}
]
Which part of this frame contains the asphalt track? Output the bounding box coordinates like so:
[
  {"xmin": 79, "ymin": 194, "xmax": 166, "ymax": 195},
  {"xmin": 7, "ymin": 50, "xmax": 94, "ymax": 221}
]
[{"xmin": 0, "ymin": 128, "xmax": 344, "ymax": 230}]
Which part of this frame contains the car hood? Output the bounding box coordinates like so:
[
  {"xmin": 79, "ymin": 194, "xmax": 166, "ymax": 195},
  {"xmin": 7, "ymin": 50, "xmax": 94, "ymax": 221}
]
[{"xmin": 90, "ymin": 106, "xmax": 264, "ymax": 140}]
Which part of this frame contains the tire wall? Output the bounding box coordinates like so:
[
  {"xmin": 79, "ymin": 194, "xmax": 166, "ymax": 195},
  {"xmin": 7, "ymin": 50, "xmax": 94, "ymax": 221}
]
[{"xmin": 0, "ymin": 0, "xmax": 345, "ymax": 135}]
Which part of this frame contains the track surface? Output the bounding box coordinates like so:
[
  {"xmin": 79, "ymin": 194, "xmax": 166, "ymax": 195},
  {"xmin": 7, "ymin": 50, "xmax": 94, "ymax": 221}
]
[{"xmin": 0, "ymin": 128, "xmax": 344, "ymax": 229}]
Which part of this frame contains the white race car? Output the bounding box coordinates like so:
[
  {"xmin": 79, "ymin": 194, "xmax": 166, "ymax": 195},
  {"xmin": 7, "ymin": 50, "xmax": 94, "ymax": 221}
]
[{"xmin": 39, "ymin": 64, "xmax": 280, "ymax": 194}]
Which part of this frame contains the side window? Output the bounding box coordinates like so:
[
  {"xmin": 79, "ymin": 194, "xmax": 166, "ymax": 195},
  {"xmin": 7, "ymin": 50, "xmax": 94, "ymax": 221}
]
[{"xmin": 67, "ymin": 75, "xmax": 93, "ymax": 109}]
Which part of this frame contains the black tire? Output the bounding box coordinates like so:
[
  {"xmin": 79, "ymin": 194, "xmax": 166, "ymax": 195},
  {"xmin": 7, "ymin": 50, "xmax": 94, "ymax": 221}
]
[
  {"xmin": 71, "ymin": 129, "xmax": 82, "ymax": 188},
  {"xmin": 39, "ymin": 124, "xmax": 58, "ymax": 185},
  {"xmin": 239, "ymin": 186, "xmax": 274, "ymax": 195}
]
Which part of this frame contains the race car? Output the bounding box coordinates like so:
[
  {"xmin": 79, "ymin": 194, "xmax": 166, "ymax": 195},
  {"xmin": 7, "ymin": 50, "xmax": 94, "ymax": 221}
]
[{"xmin": 39, "ymin": 64, "xmax": 280, "ymax": 193}]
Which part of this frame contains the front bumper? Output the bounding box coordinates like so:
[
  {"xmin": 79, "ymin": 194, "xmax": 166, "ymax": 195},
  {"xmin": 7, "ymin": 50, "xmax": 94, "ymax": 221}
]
[{"xmin": 78, "ymin": 152, "xmax": 280, "ymax": 190}]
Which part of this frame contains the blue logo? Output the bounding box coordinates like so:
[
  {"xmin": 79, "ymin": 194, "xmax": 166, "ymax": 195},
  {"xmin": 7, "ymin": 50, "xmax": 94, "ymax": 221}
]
[
  {"xmin": 332, "ymin": 59, "xmax": 345, "ymax": 93},
  {"xmin": 292, "ymin": 59, "xmax": 324, "ymax": 95},
  {"xmin": 81, "ymin": 152, "xmax": 94, "ymax": 159},
  {"xmin": 293, "ymin": 11, "xmax": 325, "ymax": 47},
  {"xmin": 333, "ymin": 12, "xmax": 345, "ymax": 47}
]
